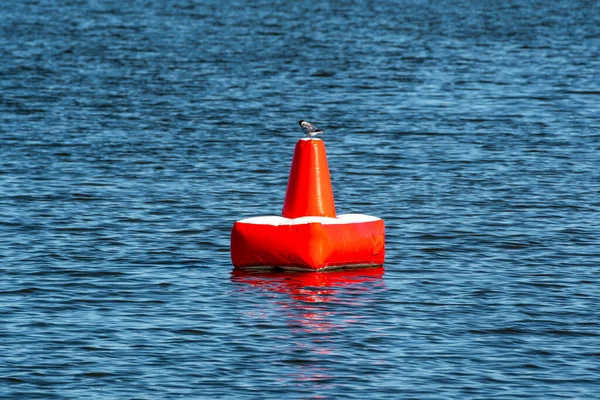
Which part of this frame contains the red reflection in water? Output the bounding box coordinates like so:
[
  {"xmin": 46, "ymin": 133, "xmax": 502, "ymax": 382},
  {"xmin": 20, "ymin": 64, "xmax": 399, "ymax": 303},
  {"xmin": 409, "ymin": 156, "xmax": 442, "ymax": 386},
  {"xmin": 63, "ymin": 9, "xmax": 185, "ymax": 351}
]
[
  {"xmin": 231, "ymin": 267, "xmax": 386, "ymax": 384},
  {"xmin": 231, "ymin": 266, "xmax": 385, "ymax": 303},
  {"xmin": 231, "ymin": 267, "xmax": 385, "ymax": 332}
]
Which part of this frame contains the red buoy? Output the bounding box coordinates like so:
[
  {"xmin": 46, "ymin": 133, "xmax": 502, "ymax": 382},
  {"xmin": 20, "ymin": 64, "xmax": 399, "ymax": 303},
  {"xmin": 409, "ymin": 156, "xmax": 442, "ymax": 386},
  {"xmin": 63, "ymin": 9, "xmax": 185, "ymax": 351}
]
[{"xmin": 230, "ymin": 138, "xmax": 385, "ymax": 271}]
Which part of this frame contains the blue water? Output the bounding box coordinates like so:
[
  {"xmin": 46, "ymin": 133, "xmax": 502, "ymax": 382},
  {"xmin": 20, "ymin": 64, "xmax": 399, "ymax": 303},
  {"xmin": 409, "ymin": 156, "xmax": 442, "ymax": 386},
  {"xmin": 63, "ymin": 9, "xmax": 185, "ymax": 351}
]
[{"xmin": 2, "ymin": 0, "xmax": 600, "ymax": 398}]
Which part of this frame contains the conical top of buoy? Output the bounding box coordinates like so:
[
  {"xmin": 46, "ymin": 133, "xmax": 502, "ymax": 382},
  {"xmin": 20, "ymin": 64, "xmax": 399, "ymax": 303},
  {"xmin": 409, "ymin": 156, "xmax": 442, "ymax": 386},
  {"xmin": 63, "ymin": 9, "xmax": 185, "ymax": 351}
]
[{"xmin": 282, "ymin": 138, "xmax": 336, "ymax": 218}]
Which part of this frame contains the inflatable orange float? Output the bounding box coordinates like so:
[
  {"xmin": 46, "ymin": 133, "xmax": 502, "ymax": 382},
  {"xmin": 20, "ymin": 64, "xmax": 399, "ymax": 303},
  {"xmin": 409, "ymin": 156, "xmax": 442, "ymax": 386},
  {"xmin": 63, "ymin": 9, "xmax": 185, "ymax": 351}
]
[{"xmin": 231, "ymin": 138, "xmax": 385, "ymax": 271}]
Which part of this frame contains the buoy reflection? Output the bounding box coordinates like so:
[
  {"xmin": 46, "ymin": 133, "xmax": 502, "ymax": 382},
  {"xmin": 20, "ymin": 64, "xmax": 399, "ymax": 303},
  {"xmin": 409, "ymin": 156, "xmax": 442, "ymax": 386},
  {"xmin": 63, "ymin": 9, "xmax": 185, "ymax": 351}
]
[
  {"xmin": 231, "ymin": 266, "xmax": 386, "ymax": 386},
  {"xmin": 232, "ymin": 266, "xmax": 384, "ymax": 300},
  {"xmin": 231, "ymin": 266, "xmax": 385, "ymax": 331}
]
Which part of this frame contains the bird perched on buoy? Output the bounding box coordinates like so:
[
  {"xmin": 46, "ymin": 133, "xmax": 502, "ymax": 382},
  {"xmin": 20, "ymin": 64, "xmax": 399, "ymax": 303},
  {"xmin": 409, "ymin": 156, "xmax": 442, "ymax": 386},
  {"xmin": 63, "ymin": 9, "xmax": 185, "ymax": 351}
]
[{"xmin": 299, "ymin": 120, "xmax": 324, "ymax": 137}]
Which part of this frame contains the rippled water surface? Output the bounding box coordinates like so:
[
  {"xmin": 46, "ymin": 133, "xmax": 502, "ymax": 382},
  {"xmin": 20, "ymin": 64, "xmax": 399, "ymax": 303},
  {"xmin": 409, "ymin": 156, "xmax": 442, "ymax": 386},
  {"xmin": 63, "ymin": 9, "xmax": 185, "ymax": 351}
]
[{"xmin": 2, "ymin": 0, "xmax": 600, "ymax": 398}]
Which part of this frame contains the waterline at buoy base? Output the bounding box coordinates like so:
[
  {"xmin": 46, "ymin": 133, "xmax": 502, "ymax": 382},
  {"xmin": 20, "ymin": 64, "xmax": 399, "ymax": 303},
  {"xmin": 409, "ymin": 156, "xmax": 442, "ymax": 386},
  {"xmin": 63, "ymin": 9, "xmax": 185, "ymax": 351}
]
[{"xmin": 231, "ymin": 214, "xmax": 385, "ymax": 271}]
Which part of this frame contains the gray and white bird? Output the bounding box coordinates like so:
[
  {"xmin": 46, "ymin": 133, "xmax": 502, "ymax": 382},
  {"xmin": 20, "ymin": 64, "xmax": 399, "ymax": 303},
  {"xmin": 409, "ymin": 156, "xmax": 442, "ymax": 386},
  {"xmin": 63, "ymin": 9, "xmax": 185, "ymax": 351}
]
[{"xmin": 298, "ymin": 120, "xmax": 324, "ymax": 137}]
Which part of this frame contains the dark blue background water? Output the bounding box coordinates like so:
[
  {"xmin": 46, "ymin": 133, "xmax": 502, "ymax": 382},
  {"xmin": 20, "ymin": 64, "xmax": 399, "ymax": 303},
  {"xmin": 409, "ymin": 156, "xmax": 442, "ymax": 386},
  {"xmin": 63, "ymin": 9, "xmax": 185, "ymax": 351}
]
[{"xmin": 2, "ymin": 0, "xmax": 599, "ymax": 398}]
